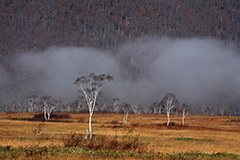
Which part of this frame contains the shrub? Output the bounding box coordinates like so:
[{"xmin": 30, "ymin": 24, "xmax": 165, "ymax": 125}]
[{"xmin": 64, "ymin": 133, "xmax": 85, "ymax": 147}]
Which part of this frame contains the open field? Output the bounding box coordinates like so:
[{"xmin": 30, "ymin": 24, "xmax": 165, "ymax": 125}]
[{"xmin": 0, "ymin": 112, "xmax": 240, "ymax": 159}]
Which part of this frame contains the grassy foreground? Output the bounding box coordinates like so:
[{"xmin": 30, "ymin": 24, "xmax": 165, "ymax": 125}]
[
  {"xmin": 1, "ymin": 146, "xmax": 239, "ymax": 160},
  {"xmin": 0, "ymin": 112, "xmax": 239, "ymax": 159}
]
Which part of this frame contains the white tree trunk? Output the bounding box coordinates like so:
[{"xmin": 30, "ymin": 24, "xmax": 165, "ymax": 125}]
[
  {"xmin": 44, "ymin": 107, "xmax": 47, "ymax": 120},
  {"xmin": 67, "ymin": 104, "xmax": 70, "ymax": 112},
  {"xmin": 89, "ymin": 113, "xmax": 92, "ymax": 139},
  {"xmin": 123, "ymin": 113, "xmax": 128, "ymax": 125},
  {"xmin": 47, "ymin": 112, "xmax": 51, "ymax": 120},
  {"xmin": 167, "ymin": 111, "xmax": 170, "ymax": 126},
  {"xmin": 85, "ymin": 129, "xmax": 88, "ymax": 140},
  {"xmin": 125, "ymin": 113, "xmax": 128, "ymax": 124},
  {"xmin": 182, "ymin": 116, "xmax": 185, "ymax": 126}
]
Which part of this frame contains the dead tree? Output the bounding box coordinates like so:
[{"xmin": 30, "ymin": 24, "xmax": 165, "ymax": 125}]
[
  {"xmin": 162, "ymin": 93, "xmax": 178, "ymax": 126},
  {"xmin": 42, "ymin": 96, "xmax": 60, "ymax": 121},
  {"xmin": 181, "ymin": 103, "xmax": 190, "ymax": 126},
  {"xmin": 122, "ymin": 103, "xmax": 132, "ymax": 125},
  {"xmin": 74, "ymin": 73, "xmax": 113, "ymax": 140}
]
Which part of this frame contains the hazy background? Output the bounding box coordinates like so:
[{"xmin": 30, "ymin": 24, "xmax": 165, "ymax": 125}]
[{"xmin": 0, "ymin": 37, "xmax": 240, "ymax": 113}]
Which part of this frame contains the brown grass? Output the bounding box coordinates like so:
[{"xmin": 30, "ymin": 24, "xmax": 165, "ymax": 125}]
[{"xmin": 0, "ymin": 112, "xmax": 239, "ymax": 154}]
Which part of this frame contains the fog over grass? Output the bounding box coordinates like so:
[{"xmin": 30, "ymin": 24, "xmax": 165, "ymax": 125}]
[{"xmin": 1, "ymin": 38, "xmax": 240, "ymax": 112}]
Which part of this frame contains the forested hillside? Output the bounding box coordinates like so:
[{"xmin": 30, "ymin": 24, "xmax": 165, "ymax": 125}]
[{"xmin": 1, "ymin": 0, "xmax": 240, "ymax": 56}]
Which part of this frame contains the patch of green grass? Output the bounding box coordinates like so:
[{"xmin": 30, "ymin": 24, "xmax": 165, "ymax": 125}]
[
  {"xmin": 173, "ymin": 137, "xmax": 214, "ymax": 142},
  {"xmin": 16, "ymin": 137, "xmax": 29, "ymax": 140},
  {"xmin": 159, "ymin": 144, "xmax": 171, "ymax": 148},
  {"xmin": 39, "ymin": 136, "xmax": 56, "ymax": 140}
]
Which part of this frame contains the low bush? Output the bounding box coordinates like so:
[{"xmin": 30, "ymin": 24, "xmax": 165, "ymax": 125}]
[{"xmin": 110, "ymin": 120, "xmax": 120, "ymax": 124}]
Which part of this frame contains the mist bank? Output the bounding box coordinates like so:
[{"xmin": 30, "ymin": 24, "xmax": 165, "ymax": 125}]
[{"xmin": 0, "ymin": 38, "xmax": 240, "ymax": 114}]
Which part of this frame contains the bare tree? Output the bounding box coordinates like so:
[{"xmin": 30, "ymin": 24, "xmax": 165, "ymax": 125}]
[
  {"xmin": 131, "ymin": 103, "xmax": 142, "ymax": 114},
  {"xmin": 113, "ymin": 98, "xmax": 120, "ymax": 113},
  {"xmin": 27, "ymin": 95, "xmax": 38, "ymax": 112},
  {"xmin": 122, "ymin": 103, "xmax": 132, "ymax": 125},
  {"xmin": 148, "ymin": 101, "xmax": 163, "ymax": 114},
  {"xmin": 42, "ymin": 96, "xmax": 60, "ymax": 121},
  {"xmin": 74, "ymin": 73, "xmax": 113, "ymax": 140},
  {"xmin": 181, "ymin": 103, "xmax": 190, "ymax": 126},
  {"xmin": 162, "ymin": 93, "xmax": 178, "ymax": 126},
  {"xmin": 10, "ymin": 101, "xmax": 21, "ymax": 112},
  {"xmin": 72, "ymin": 95, "xmax": 87, "ymax": 113}
]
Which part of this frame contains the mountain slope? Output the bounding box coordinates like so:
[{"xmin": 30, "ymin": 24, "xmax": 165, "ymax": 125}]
[{"xmin": 0, "ymin": 0, "xmax": 240, "ymax": 55}]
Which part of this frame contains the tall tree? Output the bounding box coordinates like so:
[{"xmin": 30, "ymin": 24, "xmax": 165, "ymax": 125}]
[
  {"xmin": 74, "ymin": 73, "xmax": 113, "ymax": 139},
  {"xmin": 162, "ymin": 93, "xmax": 178, "ymax": 126}
]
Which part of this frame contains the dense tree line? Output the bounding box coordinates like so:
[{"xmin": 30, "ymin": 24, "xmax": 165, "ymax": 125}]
[{"xmin": 0, "ymin": 0, "xmax": 240, "ymax": 56}]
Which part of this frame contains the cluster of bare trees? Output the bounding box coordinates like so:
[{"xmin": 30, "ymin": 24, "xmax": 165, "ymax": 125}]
[
  {"xmin": 201, "ymin": 103, "xmax": 232, "ymax": 116},
  {"xmin": 112, "ymin": 98, "xmax": 143, "ymax": 125},
  {"xmin": 72, "ymin": 73, "xmax": 192, "ymax": 140},
  {"xmin": 26, "ymin": 95, "xmax": 61, "ymax": 121},
  {"xmin": 148, "ymin": 93, "xmax": 191, "ymax": 126},
  {"xmin": 42, "ymin": 96, "xmax": 60, "ymax": 121}
]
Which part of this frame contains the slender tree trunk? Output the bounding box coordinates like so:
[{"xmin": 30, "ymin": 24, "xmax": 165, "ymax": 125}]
[
  {"xmin": 47, "ymin": 112, "xmax": 50, "ymax": 120},
  {"xmin": 89, "ymin": 113, "xmax": 92, "ymax": 139},
  {"xmin": 123, "ymin": 113, "xmax": 128, "ymax": 125},
  {"xmin": 67, "ymin": 105, "xmax": 70, "ymax": 112},
  {"xmin": 126, "ymin": 113, "xmax": 128, "ymax": 124},
  {"xmin": 167, "ymin": 111, "xmax": 170, "ymax": 126},
  {"xmin": 44, "ymin": 108, "xmax": 47, "ymax": 120},
  {"xmin": 182, "ymin": 116, "xmax": 185, "ymax": 126},
  {"xmin": 85, "ymin": 129, "xmax": 88, "ymax": 140}
]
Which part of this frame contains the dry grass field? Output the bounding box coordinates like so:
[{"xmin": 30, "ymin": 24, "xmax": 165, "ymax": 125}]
[{"xmin": 0, "ymin": 112, "xmax": 239, "ymax": 159}]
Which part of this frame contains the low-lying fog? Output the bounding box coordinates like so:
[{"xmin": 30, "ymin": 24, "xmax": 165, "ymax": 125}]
[{"xmin": 1, "ymin": 38, "xmax": 240, "ymax": 113}]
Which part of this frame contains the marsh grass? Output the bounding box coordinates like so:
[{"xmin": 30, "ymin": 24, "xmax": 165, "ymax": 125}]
[
  {"xmin": 0, "ymin": 113, "xmax": 240, "ymax": 158},
  {"xmin": 0, "ymin": 146, "xmax": 239, "ymax": 160},
  {"xmin": 63, "ymin": 130, "xmax": 146, "ymax": 152}
]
